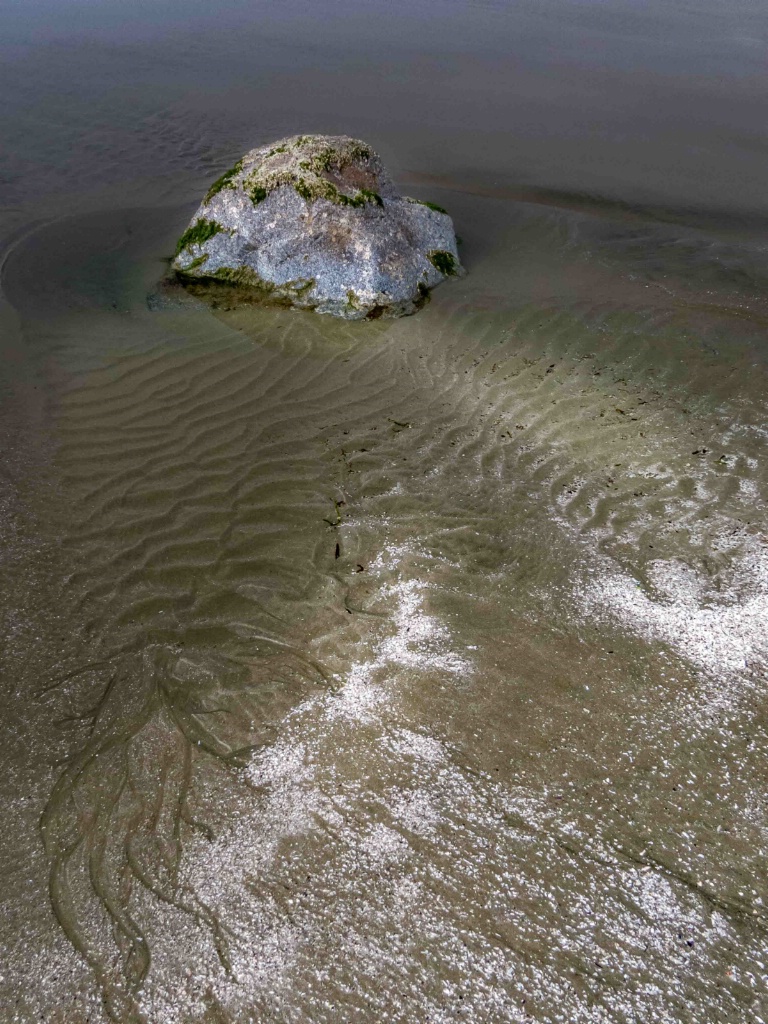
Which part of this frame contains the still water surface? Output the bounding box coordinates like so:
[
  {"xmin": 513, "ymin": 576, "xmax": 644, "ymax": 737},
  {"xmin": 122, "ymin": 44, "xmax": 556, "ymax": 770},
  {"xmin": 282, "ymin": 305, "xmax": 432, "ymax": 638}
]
[{"xmin": 2, "ymin": 1, "xmax": 768, "ymax": 1021}]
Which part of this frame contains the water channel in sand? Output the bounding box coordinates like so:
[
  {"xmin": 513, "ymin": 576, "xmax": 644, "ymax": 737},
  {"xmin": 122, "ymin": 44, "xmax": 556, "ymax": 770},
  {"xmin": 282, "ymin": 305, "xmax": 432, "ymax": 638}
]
[{"xmin": 2, "ymin": 1, "xmax": 768, "ymax": 1021}]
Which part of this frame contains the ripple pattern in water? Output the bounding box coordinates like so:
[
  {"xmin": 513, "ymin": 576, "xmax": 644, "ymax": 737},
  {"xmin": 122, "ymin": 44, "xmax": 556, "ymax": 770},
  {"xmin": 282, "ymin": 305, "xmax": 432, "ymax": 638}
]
[{"xmin": 2, "ymin": 193, "xmax": 768, "ymax": 1022}]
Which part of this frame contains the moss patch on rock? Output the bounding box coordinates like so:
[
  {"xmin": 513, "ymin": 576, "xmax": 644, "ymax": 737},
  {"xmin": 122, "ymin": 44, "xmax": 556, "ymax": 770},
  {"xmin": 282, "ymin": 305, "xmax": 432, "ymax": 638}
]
[
  {"xmin": 407, "ymin": 198, "xmax": 448, "ymax": 215},
  {"xmin": 246, "ymin": 183, "xmax": 269, "ymax": 205},
  {"xmin": 427, "ymin": 249, "xmax": 459, "ymax": 276},
  {"xmin": 295, "ymin": 182, "xmax": 382, "ymax": 208},
  {"xmin": 175, "ymin": 218, "xmax": 224, "ymax": 257},
  {"xmin": 203, "ymin": 159, "xmax": 244, "ymax": 204},
  {"xmin": 178, "ymin": 265, "xmax": 316, "ymax": 310},
  {"xmin": 234, "ymin": 135, "xmax": 387, "ymax": 209},
  {"xmin": 185, "ymin": 254, "xmax": 209, "ymax": 271}
]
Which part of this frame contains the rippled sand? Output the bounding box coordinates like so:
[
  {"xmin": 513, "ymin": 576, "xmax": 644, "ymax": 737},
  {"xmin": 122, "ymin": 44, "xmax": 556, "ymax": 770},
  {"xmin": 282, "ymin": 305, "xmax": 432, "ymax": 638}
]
[{"xmin": 1, "ymin": 178, "xmax": 767, "ymax": 1023}]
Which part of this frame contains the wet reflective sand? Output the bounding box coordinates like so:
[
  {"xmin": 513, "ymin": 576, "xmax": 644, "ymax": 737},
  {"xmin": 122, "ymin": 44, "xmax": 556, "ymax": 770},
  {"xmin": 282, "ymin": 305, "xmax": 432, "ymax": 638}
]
[{"xmin": 2, "ymin": 1, "xmax": 768, "ymax": 1021}]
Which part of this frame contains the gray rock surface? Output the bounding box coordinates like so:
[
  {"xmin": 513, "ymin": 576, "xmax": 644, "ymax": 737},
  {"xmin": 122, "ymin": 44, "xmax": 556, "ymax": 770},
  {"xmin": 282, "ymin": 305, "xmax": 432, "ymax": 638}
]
[{"xmin": 172, "ymin": 134, "xmax": 463, "ymax": 319}]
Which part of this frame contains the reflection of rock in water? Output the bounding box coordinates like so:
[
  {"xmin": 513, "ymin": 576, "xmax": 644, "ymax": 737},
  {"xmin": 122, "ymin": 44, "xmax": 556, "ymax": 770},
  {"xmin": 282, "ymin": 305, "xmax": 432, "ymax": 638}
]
[{"xmin": 4, "ymin": 192, "xmax": 768, "ymax": 1021}]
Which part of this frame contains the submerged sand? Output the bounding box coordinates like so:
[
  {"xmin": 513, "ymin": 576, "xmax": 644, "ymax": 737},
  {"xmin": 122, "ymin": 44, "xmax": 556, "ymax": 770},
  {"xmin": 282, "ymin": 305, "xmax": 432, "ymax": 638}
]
[{"xmin": 1, "ymin": 183, "xmax": 767, "ymax": 1021}]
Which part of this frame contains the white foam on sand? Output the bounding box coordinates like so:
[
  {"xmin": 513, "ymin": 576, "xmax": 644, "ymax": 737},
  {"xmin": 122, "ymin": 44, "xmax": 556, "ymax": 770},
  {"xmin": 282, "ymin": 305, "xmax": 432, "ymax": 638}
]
[
  {"xmin": 136, "ymin": 539, "xmax": 761, "ymax": 1024},
  {"xmin": 138, "ymin": 541, "xmax": 477, "ymax": 1022},
  {"xmin": 325, "ymin": 551, "xmax": 473, "ymax": 726},
  {"xmin": 581, "ymin": 536, "xmax": 768, "ymax": 671},
  {"xmin": 577, "ymin": 532, "xmax": 768, "ymax": 720}
]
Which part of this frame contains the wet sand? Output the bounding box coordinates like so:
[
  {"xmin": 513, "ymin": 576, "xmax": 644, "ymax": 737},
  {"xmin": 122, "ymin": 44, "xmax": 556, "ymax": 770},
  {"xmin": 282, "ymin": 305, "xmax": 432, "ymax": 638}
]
[{"xmin": 2, "ymin": 1, "xmax": 768, "ymax": 1021}]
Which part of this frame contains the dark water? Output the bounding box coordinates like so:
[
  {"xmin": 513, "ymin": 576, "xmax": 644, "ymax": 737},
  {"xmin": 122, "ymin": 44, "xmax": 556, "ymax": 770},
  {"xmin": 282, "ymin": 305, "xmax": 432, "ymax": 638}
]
[{"xmin": 2, "ymin": 2, "xmax": 768, "ymax": 1021}]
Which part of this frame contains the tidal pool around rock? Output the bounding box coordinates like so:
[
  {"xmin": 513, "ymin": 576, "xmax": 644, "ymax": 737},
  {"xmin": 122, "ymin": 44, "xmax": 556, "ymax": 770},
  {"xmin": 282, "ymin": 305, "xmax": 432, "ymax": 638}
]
[{"xmin": 3, "ymin": 1, "xmax": 768, "ymax": 1020}]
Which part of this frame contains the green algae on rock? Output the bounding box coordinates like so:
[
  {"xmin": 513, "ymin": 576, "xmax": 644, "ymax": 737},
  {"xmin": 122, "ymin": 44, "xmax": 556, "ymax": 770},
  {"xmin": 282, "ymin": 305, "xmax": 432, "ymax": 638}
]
[
  {"xmin": 427, "ymin": 250, "xmax": 459, "ymax": 276},
  {"xmin": 174, "ymin": 217, "xmax": 225, "ymax": 257},
  {"xmin": 172, "ymin": 134, "xmax": 463, "ymax": 319}
]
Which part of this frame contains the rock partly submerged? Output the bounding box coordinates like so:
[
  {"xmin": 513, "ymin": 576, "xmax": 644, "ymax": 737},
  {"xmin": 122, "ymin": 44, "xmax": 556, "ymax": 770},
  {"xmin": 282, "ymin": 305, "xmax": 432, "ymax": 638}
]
[{"xmin": 172, "ymin": 134, "xmax": 463, "ymax": 319}]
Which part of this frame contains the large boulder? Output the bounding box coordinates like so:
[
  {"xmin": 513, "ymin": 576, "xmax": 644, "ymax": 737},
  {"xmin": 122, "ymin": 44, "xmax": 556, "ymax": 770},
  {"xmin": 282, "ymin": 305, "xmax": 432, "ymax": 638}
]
[{"xmin": 172, "ymin": 134, "xmax": 463, "ymax": 319}]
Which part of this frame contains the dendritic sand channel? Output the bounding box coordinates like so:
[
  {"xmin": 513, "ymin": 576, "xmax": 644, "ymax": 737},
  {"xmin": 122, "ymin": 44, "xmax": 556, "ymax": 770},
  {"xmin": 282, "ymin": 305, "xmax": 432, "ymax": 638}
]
[{"xmin": 2, "ymin": 181, "xmax": 768, "ymax": 1024}]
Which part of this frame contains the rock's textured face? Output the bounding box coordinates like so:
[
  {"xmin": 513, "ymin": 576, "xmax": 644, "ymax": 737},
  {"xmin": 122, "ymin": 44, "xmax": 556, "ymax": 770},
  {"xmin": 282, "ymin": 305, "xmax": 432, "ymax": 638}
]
[{"xmin": 172, "ymin": 134, "xmax": 463, "ymax": 319}]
